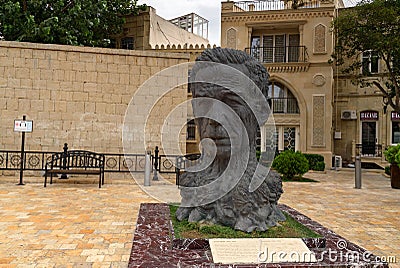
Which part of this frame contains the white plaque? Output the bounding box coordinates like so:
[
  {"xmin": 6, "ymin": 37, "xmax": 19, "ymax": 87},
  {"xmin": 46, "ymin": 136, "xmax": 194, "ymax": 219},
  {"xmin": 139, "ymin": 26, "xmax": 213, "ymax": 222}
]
[
  {"xmin": 209, "ymin": 238, "xmax": 316, "ymax": 264},
  {"xmin": 14, "ymin": 120, "xmax": 33, "ymax": 132},
  {"xmin": 210, "ymin": 238, "xmax": 260, "ymax": 264}
]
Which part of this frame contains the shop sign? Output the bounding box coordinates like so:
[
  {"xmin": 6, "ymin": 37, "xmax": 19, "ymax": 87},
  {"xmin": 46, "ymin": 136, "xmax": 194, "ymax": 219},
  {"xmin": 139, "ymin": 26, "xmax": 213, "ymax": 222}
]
[
  {"xmin": 360, "ymin": 111, "xmax": 379, "ymax": 121},
  {"xmin": 391, "ymin": 111, "xmax": 400, "ymax": 121}
]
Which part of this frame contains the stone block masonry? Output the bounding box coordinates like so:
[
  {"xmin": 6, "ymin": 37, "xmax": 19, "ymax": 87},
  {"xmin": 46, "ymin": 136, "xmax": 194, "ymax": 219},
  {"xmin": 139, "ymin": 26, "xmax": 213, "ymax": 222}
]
[{"xmin": 0, "ymin": 41, "xmax": 189, "ymax": 154}]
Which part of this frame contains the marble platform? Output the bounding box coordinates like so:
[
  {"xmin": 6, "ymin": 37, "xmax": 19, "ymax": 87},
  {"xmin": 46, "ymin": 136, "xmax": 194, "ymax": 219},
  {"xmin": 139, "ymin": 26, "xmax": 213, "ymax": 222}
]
[{"xmin": 128, "ymin": 203, "xmax": 389, "ymax": 267}]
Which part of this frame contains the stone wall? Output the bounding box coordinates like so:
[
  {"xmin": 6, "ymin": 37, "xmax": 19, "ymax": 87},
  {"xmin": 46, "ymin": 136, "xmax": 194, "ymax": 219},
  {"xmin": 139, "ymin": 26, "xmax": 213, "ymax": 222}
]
[{"xmin": 0, "ymin": 41, "xmax": 189, "ymax": 154}]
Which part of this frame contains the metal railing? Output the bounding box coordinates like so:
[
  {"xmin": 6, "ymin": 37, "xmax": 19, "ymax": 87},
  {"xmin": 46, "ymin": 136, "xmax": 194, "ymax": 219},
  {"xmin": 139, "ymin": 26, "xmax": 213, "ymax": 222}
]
[
  {"xmin": 175, "ymin": 153, "xmax": 202, "ymax": 186},
  {"xmin": 103, "ymin": 153, "xmax": 146, "ymax": 173},
  {"xmin": 0, "ymin": 150, "xmax": 147, "ymax": 173},
  {"xmin": 355, "ymin": 144, "xmax": 382, "ymax": 157},
  {"xmin": 246, "ymin": 46, "xmax": 308, "ymax": 63},
  {"xmin": 0, "ymin": 150, "xmax": 56, "ymax": 171},
  {"xmin": 233, "ymin": 0, "xmax": 320, "ymax": 11},
  {"xmin": 156, "ymin": 154, "xmax": 180, "ymax": 174},
  {"xmin": 269, "ymin": 97, "xmax": 300, "ymax": 114}
]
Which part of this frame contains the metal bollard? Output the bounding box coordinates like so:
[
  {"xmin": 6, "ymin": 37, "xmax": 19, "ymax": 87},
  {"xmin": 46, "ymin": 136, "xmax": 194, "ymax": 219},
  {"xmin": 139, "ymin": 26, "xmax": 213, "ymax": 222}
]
[
  {"xmin": 355, "ymin": 156, "xmax": 362, "ymax": 189},
  {"xmin": 144, "ymin": 150, "xmax": 151, "ymax": 186}
]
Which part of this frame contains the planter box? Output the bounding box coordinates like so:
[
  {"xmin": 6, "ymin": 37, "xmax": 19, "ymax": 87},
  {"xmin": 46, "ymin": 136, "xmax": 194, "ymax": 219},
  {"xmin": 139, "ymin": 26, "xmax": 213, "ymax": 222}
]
[{"xmin": 390, "ymin": 164, "xmax": 400, "ymax": 189}]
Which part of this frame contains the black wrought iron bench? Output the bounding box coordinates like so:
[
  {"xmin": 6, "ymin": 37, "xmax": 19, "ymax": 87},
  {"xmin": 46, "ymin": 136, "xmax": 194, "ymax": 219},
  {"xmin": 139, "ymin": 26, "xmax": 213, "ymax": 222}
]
[{"xmin": 44, "ymin": 149, "xmax": 105, "ymax": 188}]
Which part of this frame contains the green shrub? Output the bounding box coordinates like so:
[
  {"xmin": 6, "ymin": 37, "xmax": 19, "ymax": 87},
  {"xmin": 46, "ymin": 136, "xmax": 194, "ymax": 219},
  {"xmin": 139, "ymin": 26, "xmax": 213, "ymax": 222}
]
[
  {"xmin": 256, "ymin": 149, "xmax": 261, "ymax": 161},
  {"xmin": 385, "ymin": 166, "xmax": 391, "ymax": 175},
  {"xmin": 272, "ymin": 150, "xmax": 309, "ymax": 180},
  {"xmin": 304, "ymin": 154, "xmax": 325, "ymax": 171},
  {"xmin": 384, "ymin": 144, "xmax": 400, "ymax": 164},
  {"xmin": 314, "ymin": 161, "xmax": 325, "ymax": 171}
]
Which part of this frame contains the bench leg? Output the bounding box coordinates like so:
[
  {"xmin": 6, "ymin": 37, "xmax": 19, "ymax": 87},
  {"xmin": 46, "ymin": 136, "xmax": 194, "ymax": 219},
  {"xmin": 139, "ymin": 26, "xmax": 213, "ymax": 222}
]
[
  {"xmin": 99, "ymin": 173, "xmax": 101, "ymax": 188},
  {"xmin": 44, "ymin": 172, "xmax": 47, "ymax": 187},
  {"xmin": 50, "ymin": 173, "xmax": 53, "ymax": 185}
]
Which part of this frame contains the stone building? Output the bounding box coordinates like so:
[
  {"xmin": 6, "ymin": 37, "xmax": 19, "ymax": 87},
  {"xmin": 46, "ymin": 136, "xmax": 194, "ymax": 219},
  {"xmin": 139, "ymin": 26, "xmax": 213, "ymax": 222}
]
[
  {"xmin": 114, "ymin": 6, "xmax": 210, "ymax": 51},
  {"xmin": 1, "ymin": 2, "xmax": 391, "ymax": 171},
  {"xmin": 220, "ymin": 0, "xmax": 344, "ymax": 168},
  {"xmin": 112, "ymin": 6, "xmax": 215, "ymax": 154},
  {"xmin": 332, "ymin": 10, "xmax": 389, "ymax": 167}
]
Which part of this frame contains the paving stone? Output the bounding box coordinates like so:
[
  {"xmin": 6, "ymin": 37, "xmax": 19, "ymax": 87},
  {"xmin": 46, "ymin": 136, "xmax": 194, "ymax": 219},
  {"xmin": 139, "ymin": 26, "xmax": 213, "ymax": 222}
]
[
  {"xmin": 280, "ymin": 170, "xmax": 400, "ymax": 266},
  {"xmin": 0, "ymin": 179, "xmax": 155, "ymax": 267},
  {"xmin": 0, "ymin": 171, "xmax": 399, "ymax": 267},
  {"xmin": 85, "ymin": 255, "xmax": 105, "ymax": 262}
]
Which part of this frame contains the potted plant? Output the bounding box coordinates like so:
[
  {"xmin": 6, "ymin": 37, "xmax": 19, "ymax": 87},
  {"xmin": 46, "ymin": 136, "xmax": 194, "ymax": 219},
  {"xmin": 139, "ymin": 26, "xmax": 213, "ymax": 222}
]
[{"xmin": 383, "ymin": 144, "xmax": 400, "ymax": 189}]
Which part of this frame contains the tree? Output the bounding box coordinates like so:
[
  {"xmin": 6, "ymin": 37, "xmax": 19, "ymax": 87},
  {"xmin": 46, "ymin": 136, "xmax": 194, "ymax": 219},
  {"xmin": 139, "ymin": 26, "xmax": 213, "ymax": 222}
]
[
  {"xmin": 0, "ymin": 0, "xmax": 146, "ymax": 47},
  {"xmin": 331, "ymin": 0, "xmax": 400, "ymax": 113}
]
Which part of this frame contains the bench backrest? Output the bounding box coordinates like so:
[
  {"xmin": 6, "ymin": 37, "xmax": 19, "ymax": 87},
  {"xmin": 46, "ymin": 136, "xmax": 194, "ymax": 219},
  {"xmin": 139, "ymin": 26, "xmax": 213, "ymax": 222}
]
[{"xmin": 47, "ymin": 150, "xmax": 105, "ymax": 169}]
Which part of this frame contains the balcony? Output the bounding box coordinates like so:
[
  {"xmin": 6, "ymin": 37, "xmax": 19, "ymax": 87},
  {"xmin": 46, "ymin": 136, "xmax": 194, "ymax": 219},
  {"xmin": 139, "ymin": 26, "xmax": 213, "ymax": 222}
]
[
  {"xmin": 232, "ymin": 0, "xmax": 321, "ymax": 12},
  {"xmin": 269, "ymin": 98, "xmax": 300, "ymax": 114},
  {"xmin": 246, "ymin": 46, "xmax": 308, "ymax": 63}
]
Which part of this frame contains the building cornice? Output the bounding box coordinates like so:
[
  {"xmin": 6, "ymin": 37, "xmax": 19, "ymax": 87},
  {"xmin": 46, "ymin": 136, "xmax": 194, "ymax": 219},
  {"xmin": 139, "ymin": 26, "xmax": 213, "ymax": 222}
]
[
  {"xmin": 264, "ymin": 62, "xmax": 311, "ymax": 73},
  {"xmin": 221, "ymin": 8, "xmax": 335, "ymax": 23}
]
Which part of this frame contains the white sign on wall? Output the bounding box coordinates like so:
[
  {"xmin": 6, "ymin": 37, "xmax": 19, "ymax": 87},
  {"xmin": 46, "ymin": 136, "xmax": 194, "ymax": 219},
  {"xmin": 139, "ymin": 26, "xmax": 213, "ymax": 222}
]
[{"xmin": 14, "ymin": 120, "xmax": 33, "ymax": 133}]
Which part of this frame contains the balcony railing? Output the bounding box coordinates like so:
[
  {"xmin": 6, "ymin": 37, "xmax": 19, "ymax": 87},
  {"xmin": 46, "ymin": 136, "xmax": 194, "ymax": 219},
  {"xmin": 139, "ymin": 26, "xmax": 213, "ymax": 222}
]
[
  {"xmin": 233, "ymin": 0, "xmax": 320, "ymax": 12},
  {"xmin": 355, "ymin": 144, "xmax": 382, "ymax": 157},
  {"xmin": 245, "ymin": 46, "xmax": 308, "ymax": 63},
  {"xmin": 269, "ymin": 98, "xmax": 300, "ymax": 114}
]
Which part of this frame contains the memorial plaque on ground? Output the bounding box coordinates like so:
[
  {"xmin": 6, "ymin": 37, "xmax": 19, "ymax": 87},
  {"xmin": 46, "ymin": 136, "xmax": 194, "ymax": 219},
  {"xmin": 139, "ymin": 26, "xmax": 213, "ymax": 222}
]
[{"xmin": 209, "ymin": 238, "xmax": 316, "ymax": 264}]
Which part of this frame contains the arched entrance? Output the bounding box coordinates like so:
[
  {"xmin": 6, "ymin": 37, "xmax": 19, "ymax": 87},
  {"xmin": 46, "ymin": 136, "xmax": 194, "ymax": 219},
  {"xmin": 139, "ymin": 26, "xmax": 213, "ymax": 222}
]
[{"xmin": 261, "ymin": 81, "xmax": 300, "ymax": 154}]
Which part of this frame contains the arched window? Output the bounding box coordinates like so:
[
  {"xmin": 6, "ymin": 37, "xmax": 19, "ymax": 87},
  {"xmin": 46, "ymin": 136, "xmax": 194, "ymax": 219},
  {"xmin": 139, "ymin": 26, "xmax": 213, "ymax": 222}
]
[{"xmin": 268, "ymin": 82, "xmax": 299, "ymax": 114}]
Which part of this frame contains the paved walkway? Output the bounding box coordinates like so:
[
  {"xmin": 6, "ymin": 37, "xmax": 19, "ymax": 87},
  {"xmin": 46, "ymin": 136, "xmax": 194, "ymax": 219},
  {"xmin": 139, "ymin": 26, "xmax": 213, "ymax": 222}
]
[
  {"xmin": 0, "ymin": 170, "xmax": 399, "ymax": 267},
  {"xmin": 280, "ymin": 170, "xmax": 400, "ymax": 267},
  {"xmin": 0, "ymin": 176, "xmax": 156, "ymax": 267}
]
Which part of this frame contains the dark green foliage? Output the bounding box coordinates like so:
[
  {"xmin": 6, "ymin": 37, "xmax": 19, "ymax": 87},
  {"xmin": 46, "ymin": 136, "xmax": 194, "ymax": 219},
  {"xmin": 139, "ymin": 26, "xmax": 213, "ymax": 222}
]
[
  {"xmin": 331, "ymin": 0, "xmax": 400, "ymax": 113},
  {"xmin": 385, "ymin": 166, "xmax": 391, "ymax": 175},
  {"xmin": 0, "ymin": 0, "xmax": 146, "ymax": 47},
  {"xmin": 169, "ymin": 205, "xmax": 320, "ymax": 239},
  {"xmin": 304, "ymin": 154, "xmax": 325, "ymax": 171},
  {"xmin": 384, "ymin": 144, "xmax": 400, "ymax": 164},
  {"xmin": 272, "ymin": 150, "xmax": 309, "ymax": 180},
  {"xmin": 314, "ymin": 161, "xmax": 325, "ymax": 171}
]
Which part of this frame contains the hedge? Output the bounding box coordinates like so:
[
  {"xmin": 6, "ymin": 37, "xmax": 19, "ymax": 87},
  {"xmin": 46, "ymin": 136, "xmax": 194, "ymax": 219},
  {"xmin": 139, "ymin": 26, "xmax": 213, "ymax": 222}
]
[
  {"xmin": 272, "ymin": 150, "xmax": 309, "ymax": 180},
  {"xmin": 304, "ymin": 153, "xmax": 325, "ymax": 171}
]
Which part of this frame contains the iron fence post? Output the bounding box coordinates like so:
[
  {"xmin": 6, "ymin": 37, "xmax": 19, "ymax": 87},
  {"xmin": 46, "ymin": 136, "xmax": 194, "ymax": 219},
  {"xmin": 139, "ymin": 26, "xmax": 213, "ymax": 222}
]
[
  {"xmin": 153, "ymin": 146, "xmax": 159, "ymax": 181},
  {"xmin": 17, "ymin": 115, "xmax": 26, "ymax": 185},
  {"xmin": 60, "ymin": 143, "xmax": 68, "ymax": 179}
]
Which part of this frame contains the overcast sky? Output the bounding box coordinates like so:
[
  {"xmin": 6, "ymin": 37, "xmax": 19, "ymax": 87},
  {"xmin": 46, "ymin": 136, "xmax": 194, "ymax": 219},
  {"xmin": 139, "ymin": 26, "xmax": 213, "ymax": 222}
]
[{"xmin": 137, "ymin": 0, "xmax": 358, "ymax": 46}]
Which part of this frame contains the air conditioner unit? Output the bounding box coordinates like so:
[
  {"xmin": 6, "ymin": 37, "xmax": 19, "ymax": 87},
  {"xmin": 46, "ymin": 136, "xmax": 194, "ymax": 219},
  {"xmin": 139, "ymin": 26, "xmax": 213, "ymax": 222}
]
[
  {"xmin": 333, "ymin": 155, "xmax": 342, "ymax": 169},
  {"xmin": 341, "ymin": 110, "xmax": 357, "ymax": 120}
]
